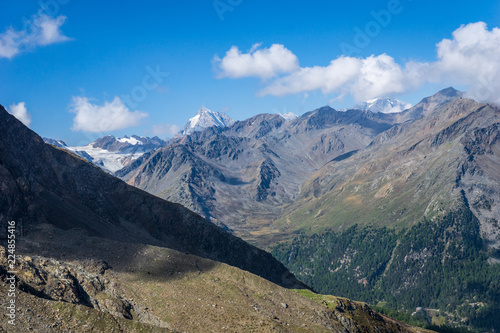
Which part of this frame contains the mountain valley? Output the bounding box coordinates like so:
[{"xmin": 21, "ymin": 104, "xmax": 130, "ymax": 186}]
[
  {"xmin": 0, "ymin": 104, "xmax": 427, "ymax": 331},
  {"xmin": 5, "ymin": 87, "xmax": 500, "ymax": 331},
  {"xmin": 107, "ymin": 88, "xmax": 500, "ymax": 331}
]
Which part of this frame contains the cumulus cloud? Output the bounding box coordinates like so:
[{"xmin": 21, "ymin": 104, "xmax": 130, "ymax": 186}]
[
  {"xmin": 8, "ymin": 102, "xmax": 32, "ymax": 127},
  {"xmin": 0, "ymin": 12, "xmax": 71, "ymax": 59},
  {"xmin": 260, "ymin": 54, "xmax": 425, "ymax": 102},
  {"xmin": 213, "ymin": 43, "xmax": 299, "ymax": 79},
  {"xmin": 260, "ymin": 56, "xmax": 361, "ymax": 96},
  {"xmin": 71, "ymin": 96, "xmax": 148, "ymax": 133},
  {"xmin": 216, "ymin": 22, "xmax": 500, "ymax": 104},
  {"xmin": 151, "ymin": 123, "xmax": 180, "ymax": 137},
  {"xmin": 434, "ymin": 22, "xmax": 500, "ymax": 103}
]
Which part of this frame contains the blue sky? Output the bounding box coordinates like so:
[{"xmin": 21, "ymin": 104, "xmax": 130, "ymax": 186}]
[{"xmin": 1, "ymin": 0, "xmax": 499, "ymax": 145}]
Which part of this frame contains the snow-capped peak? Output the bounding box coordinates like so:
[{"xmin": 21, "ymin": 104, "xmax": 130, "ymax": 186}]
[
  {"xmin": 353, "ymin": 97, "xmax": 412, "ymax": 114},
  {"xmin": 181, "ymin": 107, "xmax": 234, "ymax": 135},
  {"xmin": 278, "ymin": 112, "xmax": 299, "ymax": 121},
  {"xmin": 43, "ymin": 138, "xmax": 68, "ymax": 148},
  {"xmin": 117, "ymin": 136, "xmax": 143, "ymax": 145}
]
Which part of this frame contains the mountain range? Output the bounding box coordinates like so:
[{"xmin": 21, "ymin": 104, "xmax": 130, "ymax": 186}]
[
  {"xmin": 116, "ymin": 107, "xmax": 397, "ymax": 237},
  {"xmin": 110, "ymin": 87, "xmax": 500, "ymax": 331},
  {"xmin": 25, "ymin": 87, "xmax": 500, "ymax": 330},
  {"xmin": 43, "ymin": 107, "xmax": 299, "ymax": 175},
  {"xmin": 115, "ymin": 89, "xmax": 461, "ymax": 242},
  {"xmin": 0, "ymin": 104, "xmax": 428, "ymax": 331}
]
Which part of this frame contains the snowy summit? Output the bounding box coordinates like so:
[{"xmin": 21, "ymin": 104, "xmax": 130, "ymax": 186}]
[
  {"xmin": 278, "ymin": 112, "xmax": 299, "ymax": 121},
  {"xmin": 181, "ymin": 107, "xmax": 234, "ymax": 135},
  {"xmin": 353, "ymin": 97, "xmax": 412, "ymax": 114}
]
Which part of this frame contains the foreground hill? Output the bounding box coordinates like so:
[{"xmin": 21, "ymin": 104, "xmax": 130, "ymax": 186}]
[{"xmin": 0, "ymin": 226, "xmax": 429, "ymax": 332}]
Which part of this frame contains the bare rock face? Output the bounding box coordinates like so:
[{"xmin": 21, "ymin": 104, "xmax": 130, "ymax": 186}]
[{"xmin": 459, "ymin": 123, "xmax": 500, "ymax": 251}]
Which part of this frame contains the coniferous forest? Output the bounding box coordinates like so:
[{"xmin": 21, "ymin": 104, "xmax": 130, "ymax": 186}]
[{"xmin": 272, "ymin": 206, "xmax": 500, "ymax": 331}]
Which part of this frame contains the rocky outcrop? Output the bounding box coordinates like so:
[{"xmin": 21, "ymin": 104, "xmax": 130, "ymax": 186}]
[{"xmin": 256, "ymin": 158, "xmax": 280, "ymax": 202}]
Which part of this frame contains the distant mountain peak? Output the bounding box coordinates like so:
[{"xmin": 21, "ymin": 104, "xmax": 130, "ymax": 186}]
[
  {"xmin": 437, "ymin": 86, "xmax": 462, "ymax": 97},
  {"xmin": 353, "ymin": 97, "xmax": 412, "ymax": 114},
  {"xmin": 402, "ymin": 87, "xmax": 464, "ymax": 119},
  {"xmin": 277, "ymin": 112, "xmax": 299, "ymax": 121},
  {"xmin": 43, "ymin": 137, "xmax": 67, "ymax": 148},
  {"xmin": 197, "ymin": 106, "xmax": 211, "ymax": 115},
  {"xmin": 181, "ymin": 107, "xmax": 234, "ymax": 136}
]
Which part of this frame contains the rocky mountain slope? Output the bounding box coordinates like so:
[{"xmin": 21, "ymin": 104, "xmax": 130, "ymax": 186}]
[
  {"xmin": 279, "ymin": 95, "xmax": 500, "ymax": 243},
  {"xmin": 117, "ymin": 107, "xmax": 399, "ymax": 242}
]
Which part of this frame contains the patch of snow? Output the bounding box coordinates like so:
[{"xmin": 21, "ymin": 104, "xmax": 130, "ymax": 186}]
[
  {"xmin": 278, "ymin": 112, "xmax": 299, "ymax": 121},
  {"xmin": 117, "ymin": 136, "xmax": 143, "ymax": 145},
  {"xmin": 66, "ymin": 145, "xmax": 144, "ymax": 173},
  {"xmin": 353, "ymin": 97, "xmax": 412, "ymax": 114}
]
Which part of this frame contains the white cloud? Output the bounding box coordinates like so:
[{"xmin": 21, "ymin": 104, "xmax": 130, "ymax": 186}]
[
  {"xmin": 213, "ymin": 43, "xmax": 299, "ymax": 79},
  {"xmin": 71, "ymin": 96, "xmax": 148, "ymax": 133},
  {"xmin": 260, "ymin": 54, "xmax": 419, "ymax": 102},
  {"xmin": 260, "ymin": 56, "xmax": 360, "ymax": 96},
  {"xmin": 8, "ymin": 102, "xmax": 32, "ymax": 127},
  {"xmin": 152, "ymin": 123, "xmax": 180, "ymax": 137},
  {"xmin": 353, "ymin": 55, "xmax": 406, "ymax": 101},
  {"xmin": 36, "ymin": 15, "xmax": 71, "ymax": 46},
  {"xmin": 217, "ymin": 22, "xmax": 500, "ymax": 104},
  {"xmin": 0, "ymin": 12, "xmax": 71, "ymax": 59},
  {"xmin": 434, "ymin": 22, "xmax": 500, "ymax": 104}
]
